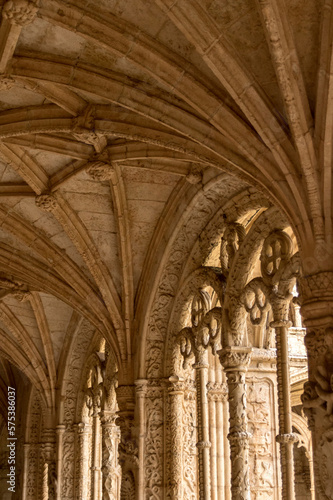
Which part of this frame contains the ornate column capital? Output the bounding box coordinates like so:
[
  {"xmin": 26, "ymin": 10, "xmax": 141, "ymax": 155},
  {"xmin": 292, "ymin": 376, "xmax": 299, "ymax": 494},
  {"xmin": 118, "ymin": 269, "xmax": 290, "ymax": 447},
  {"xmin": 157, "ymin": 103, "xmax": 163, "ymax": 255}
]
[
  {"xmin": 218, "ymin": 346, "xmax": 252, "ymax": 371},
  {"xmin": 276, "ymin": 433, "xmax": 299, "ymax": 444},
  {"xmin": 134, "ymin": 378, "xmax": 148, "ymax": 396},
  {"xmin": 168, "ymin": 375, "xmax": 185, "ymax": 393},
  {"xmin": 55, "ymin": 424, "xmax": 66, "ymax": 436},
  {"xmin": 299, "ymin": 271, "xmax": 333, "ymax": 326},
  {"xmin": 2, "ymin": 0, "xmax": 38, "ymax": 27}
]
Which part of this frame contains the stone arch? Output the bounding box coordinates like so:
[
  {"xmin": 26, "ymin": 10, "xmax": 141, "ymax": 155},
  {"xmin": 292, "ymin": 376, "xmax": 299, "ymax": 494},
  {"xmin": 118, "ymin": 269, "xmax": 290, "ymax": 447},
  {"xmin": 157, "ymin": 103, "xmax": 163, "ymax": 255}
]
[
  {"xmin": 165, "ymin": 266, "xmax": 224, "ymax": 377},
  {"xmin": 141, "ymin": 173, "xmax": 249, "ymax": 380}
]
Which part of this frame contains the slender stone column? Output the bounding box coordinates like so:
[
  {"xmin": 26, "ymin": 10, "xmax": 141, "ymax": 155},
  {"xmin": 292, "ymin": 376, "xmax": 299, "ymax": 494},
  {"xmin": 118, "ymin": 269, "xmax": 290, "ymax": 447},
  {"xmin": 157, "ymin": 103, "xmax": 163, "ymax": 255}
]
[
  {"xmin": 41, "ymin": 434, "xmax": 56, "ymax": 500},
  {"xmin": 92, "ymin": 407, "xmax": 101, "ymax": 500},
  {"xmin": 77, "ymin": 422, "xmax": 91, "ymax": 500},
  {"xmin": 219, "ymin": 347, "xmax": 252, "ymax": 500},
  {"xmin": 194, "ymin": 346, "xmax": 211, "ymax": 500},
  {"xmin": 100, "ymin": 412, "xmax": 117, "ymax": 500},
  {"xmin": 207, "ymin": 382, "xmax": 228, "ymax": 500},
  {"xmin": 55, "ymin": 424, "xmax": 66, "ymax": 500},
  {"xmin": 271, "ymin": 311, "xmax": 297, "ymax": 500},
  {"xmin": 168, "ymin": 376, "xmax": 185, "ymax": 499},
  {"xmin": 221, "ymin": 388, "xmax": 231, "ymax": 500},
  {"xmin": 135, "ymin": 379, "xmax": 148, "ymax": 500},
  {"xmin": 207, "ymin": 384, "xmax": 217, "ymax": 500}
]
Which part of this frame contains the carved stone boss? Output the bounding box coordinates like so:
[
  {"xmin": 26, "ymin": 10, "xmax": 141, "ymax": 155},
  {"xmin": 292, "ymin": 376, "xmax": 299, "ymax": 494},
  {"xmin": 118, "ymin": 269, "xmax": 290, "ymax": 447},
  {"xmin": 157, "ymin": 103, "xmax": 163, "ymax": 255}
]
[{"xmin": 177, "ymin": 289, "xmax": 222, "ymax": 499}]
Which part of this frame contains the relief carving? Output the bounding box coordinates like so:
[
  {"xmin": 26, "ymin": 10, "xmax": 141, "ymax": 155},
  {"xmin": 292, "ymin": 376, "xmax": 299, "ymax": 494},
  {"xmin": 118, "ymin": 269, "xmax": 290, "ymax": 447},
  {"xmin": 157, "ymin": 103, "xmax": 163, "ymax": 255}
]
[
  {"xmin": 2, "ymin": 0, "xmax": 38, "ymax": 26},
  {"xmin": 145, "ymin": 385, "xmax": 164, "ymax": 500}
]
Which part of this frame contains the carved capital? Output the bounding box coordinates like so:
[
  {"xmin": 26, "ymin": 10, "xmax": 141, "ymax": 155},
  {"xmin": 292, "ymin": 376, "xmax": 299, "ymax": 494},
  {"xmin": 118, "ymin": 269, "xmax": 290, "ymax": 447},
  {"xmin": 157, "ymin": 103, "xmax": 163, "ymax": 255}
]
[
  {"xmin": 40, "ymin": 442, "xmax": 55, "ymax": 464},
  {"xmin": 77, "ymin": 422, "xmax": 91, "ymax": 435},
  {"xmin": 300, "ymin": 272, "xmax": 333, "ymax": 327},
  {"xmin": 168, "ymin": 375, "xmax": 185, "ymax": 394},
  {"xmin": 276, "ymin": 433, "xmax": 299, "ymax": 444},
  {"xmin": 135, "ymin": 378, "xmax": 148, "ymax": 396},
  {"xmin": 2, "ymin": 0, "xmax": 38, "ymax": 26},
  {"xmin": 300, "ymin": 271, "xmax": 333, "ymax": 302},
  {"xmin": 35, "ymin": 194, "xmax": 57, "ymax": 212},
  {"xmin": 218, "ymin": 346, "xmax": 252, "ymax": 371},
  {"xmin": 228, "ymin": 430, "xmax": 252, "ymax": 443},
  {"xmin": 196, "ymin": 440, "xmax": 211, "ymax": 449}
]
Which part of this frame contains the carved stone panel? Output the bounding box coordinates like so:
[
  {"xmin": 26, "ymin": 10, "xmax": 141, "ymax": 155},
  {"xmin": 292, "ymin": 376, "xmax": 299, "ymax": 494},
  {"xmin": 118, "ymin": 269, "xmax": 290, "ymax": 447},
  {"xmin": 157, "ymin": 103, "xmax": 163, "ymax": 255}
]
[
  {"xmin": 145, "ymin": 384, "xmax": 164, "ymax": 499},
  {"xmin": 247, "ymin": 376, "xmax": 278, "ymax": 500}
]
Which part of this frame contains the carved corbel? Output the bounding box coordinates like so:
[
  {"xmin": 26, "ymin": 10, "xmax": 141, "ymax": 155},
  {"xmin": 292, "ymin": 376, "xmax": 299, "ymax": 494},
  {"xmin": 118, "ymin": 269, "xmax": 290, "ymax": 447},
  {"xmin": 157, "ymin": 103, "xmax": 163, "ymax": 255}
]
[
  {"xmin": 2, "ymin": 0, "xmax": 38, "ymax": 27},
  {"xmin": 185, "ymin": 164, "xmax": 202, "ymax": 184},
  {"xmin": 86, "ymin": 161, "xmax": 116, "ymax": 182},
  {"xmin": 72, "ymin": 105, "xmax": 107, "ymax": 153}
]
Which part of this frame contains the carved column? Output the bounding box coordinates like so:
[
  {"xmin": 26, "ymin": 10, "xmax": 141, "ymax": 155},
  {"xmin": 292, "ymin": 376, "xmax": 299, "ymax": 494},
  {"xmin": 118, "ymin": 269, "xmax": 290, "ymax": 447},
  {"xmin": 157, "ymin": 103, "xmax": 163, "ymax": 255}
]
[
  {"xmin": 55, "ymin": 425, "xmax": 65, "ymax": 500},
  {"xmin": 300, "ymin": 270, "xmax": 333, "ymax": 500},
  {"xmin": 135, "ymin": 379, "xmax": 148, "ymax": 500},
  {"xmin": 116, "ymin": 385, "xmax": 139, "ymax": 499},
  {"xmin": 207, "ymin": 382, "xmax": 229, "ymax": 500},
  {"xmin": 41, "ymin": 431, "xmax": 56, "ymax": 500},
  {"xmin": 194, "ymin": 346, "xmax": 211, "ymax": 500},
  {"xmin": 207, "ymin": 383, "xmax": 218, "ymax": 500},
  {"xmin": 76, "ymin": 422, "xmax": 91, "ymax": 500},
  {"xmin": 271, "ymin": 297, "xmax": 297, "ymax": 500},
  {"xmin": 177, "ymin": 290, "xmax": 222, "ymax": 499},
  {"xmin": 100, "ymin": 412, "xmax": 117, "ymax": 500},
  {"xmin": 167, "ymin": 376, "xmax": 185, "ymax": 499},
  {"xmin": 219, "ymin": 347, "xmax": 252, "ymax": 500},
  {"xmin": 92, "ymin": 402, "xmax": 102, "ymax": 500}
]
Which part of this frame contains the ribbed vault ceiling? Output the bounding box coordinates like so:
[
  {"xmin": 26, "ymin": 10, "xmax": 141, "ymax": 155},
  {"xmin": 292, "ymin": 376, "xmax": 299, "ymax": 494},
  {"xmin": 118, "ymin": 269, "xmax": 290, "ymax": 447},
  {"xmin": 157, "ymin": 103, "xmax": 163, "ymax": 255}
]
[{"xmin": 0, "ymin": 0, "xmax": 330, "ymax": 412}]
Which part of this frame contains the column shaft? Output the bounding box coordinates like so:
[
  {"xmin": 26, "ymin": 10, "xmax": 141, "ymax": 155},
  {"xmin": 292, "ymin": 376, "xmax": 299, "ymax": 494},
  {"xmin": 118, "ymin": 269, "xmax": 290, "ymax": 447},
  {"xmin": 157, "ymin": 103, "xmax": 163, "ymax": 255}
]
[
  {"xmin": 219, "ymin": 347, "xmax": 251, "ymax": 500},
  {"xmin": 273, "ymin": 321, "xmax": 297, "ymax": 500},
  {"xmin": 168, "ymin": 377, "xmax": 184, "ymax": 499},
  {"xmin": 194, "ymin": 349, "xmax": 211, "ymax": 500}
]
